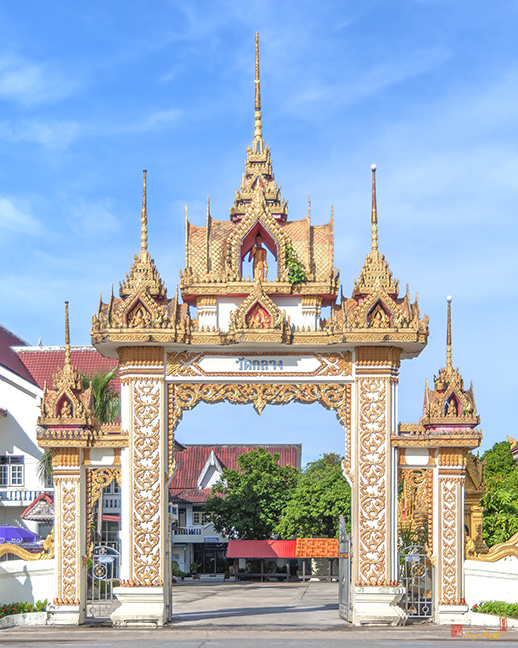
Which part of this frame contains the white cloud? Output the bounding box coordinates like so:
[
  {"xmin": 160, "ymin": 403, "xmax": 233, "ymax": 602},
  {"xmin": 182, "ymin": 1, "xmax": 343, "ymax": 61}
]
[{"xmin": 0, "ymin": 55, "xmax": 77, "ymax": 107}]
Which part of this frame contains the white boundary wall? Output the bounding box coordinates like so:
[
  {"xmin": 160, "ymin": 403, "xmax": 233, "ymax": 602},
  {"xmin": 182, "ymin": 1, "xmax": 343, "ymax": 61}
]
[
  {"xmin": 0, "ymin": 559, "xmax": 55, "ymax": 604},
  {"xmin": 465, "ymin": 556, "xmax": 518, "ymax": 606}
]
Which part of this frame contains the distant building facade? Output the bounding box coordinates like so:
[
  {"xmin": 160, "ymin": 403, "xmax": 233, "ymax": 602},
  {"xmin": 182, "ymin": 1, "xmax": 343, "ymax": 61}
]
[{"xmin": 169, "ymin": 444, "xmax": 301, "ymax": 575}]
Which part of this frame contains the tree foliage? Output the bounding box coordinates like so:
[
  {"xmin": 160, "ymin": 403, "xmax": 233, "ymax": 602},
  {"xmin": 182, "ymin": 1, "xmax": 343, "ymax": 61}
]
[
  {"xmin": 481, "ymin": 441, "xmax": 518, "ymax": 547},
  {"xmin": 276, "ymin": 453, "xmax": 351, "ymax": 538},
  {"xmin": 82, "ymin": 368, "xmax": 120, "ymax": 424},
  {"xmin": 204, "ymin": 448, "xmax": 299, "ymax": 540}
]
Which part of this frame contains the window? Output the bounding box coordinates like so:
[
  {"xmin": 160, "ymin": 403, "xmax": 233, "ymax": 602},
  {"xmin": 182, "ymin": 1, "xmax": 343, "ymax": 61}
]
[
  {"xmin": 0, "ymin": 456, "xmax": 24, "ymax": 487},
  {"xmin": 192, "ymin": 507, "xmax": 207, "ymax": 525}
]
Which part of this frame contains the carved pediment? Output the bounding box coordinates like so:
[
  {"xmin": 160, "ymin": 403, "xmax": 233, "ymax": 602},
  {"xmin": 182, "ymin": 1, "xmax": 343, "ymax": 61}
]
[{"xmin": 229, "ymin": 280, "xmax": 286, "ymax": 332}]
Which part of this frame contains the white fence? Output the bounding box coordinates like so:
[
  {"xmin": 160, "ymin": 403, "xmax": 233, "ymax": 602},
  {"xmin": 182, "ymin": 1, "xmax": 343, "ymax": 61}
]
[{"xmin": 0, "ymin": 558, "xmax": 55, "ymax": 604}]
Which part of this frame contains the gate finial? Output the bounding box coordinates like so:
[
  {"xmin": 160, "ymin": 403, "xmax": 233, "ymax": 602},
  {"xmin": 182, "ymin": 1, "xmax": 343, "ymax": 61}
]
[
  {"xmin": 141, "ymin": 170, "xmax": 148, "ymax": 260},
  {"xmin": 64, "ymin": 301, "xmax": 71, "ymax": 367},
  {"xmin": 371, "ymin": 164, "xmax": 378, "ymax": 253},
  {"xmin": 446, "ymin": 295, "xmax": 452, "ymax": 369},
  {"xmin": 254, "ymin": 32, "xmax": 262, "ymax": 143}
]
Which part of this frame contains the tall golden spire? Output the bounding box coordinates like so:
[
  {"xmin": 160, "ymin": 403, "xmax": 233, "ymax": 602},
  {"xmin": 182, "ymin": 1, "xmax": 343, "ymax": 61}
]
[
  {"xmin": 64, "ymin": 301, "xmax": 71, "ymax": 367},
  {"xmin": 140, "ymin": 169, "xmax": 148, "ymax": 261},
  {"xmin": 446, "ymin": 295, "xmax": 453, "ymax": 369},
  {"xmin": 253, "ymin": 32, "xmax": 263, "ymax": 146},
  {"xmin": 371, "ymin": 164, "xmax": 378, "ymax": 253}
]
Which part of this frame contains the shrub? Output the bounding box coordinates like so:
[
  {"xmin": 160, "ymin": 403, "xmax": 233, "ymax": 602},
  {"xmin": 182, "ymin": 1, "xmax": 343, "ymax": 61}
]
[
  {"xmin": 0, "ymin": 599, "xmax": 47, "ymax": 619},
  {"xmin": 472, "ymin": 601, "xmax": 518, "ymax": 619}
]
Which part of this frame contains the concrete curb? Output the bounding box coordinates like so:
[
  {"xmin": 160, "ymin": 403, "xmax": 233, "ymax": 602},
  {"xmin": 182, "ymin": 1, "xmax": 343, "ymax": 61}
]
[{"xmin": 0, "ymin": 611, "xmax": 48, "ymax": 629}]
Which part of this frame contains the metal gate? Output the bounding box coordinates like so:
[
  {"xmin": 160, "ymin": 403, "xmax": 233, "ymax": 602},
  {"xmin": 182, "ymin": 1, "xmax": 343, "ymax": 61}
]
[
  {"xmin": 338, "ymin": 515, "xmax": 352, "ymax": 622},
  {"xmin": 86, "ymin": 545, "xmax": 120, "ymax": 620},
  {"xmin": 398, "ymin": 544, "xmax": 433, "ymax": 621}
]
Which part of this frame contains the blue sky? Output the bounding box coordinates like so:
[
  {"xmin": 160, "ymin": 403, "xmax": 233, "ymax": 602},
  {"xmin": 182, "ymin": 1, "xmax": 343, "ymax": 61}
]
[{"xmin": 1, "ymin": 2, "xmax": 517, "ymax": 464}]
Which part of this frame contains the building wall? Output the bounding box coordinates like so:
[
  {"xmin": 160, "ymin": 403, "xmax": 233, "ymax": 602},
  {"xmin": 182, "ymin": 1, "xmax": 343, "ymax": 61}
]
[{"xmin": 0, "ymin": 365, "xmax": 50, "ymax": 533}]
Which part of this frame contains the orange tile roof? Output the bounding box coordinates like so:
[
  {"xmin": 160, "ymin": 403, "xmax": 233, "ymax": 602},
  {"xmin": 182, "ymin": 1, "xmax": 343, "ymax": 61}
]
[{"xmin": 295, "ymin": 538, "xmax": 339, "ymax": 558}]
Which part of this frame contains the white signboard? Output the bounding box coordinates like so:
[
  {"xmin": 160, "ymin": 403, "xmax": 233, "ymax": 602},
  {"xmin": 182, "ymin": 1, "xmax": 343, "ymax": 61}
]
[{"xmin": 198, "ymin": 355, "xmax": 321, "ymax": 375}]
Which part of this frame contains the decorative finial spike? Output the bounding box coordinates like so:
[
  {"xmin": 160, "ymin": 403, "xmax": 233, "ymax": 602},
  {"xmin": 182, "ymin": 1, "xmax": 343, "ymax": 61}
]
[
  {"xmin": 446, "ymin": 295, "xmax": 453, "ymax": 368},
  {"xmin": 253, "ymin": 32, "xmax": 263, "ymax": 146},
  {"xmin": 140, "ymin": 170, "xmax": 148, "ymax": 259},
  {"xmin": 308, "ymin": 194, "xmax": 311, "ymax": 218},
  {"xmin": 64, "ymin": 301, "xmax": 71, "ymax": 367},
  {"xmin": 371, "ymin": 164, "xmax": 378, "ymax": 252},
  {"xmin": 207, "ymin": 195, "xmax": 210, "ymax": 220}
]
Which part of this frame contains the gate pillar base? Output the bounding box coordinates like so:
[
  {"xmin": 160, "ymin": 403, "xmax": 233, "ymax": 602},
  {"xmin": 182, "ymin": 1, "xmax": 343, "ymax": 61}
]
[
  {"xmin": 47, "ymin": 604, "xmax": 83, "ymax": 626},
  {"xmin": 436, "ymin": 604, "xmax": 470, "ymax": 626},
  {"xmin": 111, "ymin": 586, "xmax": 170, "ymax": 627},
  {"xmin": 352, "ymin": 586, "xmax": 407, "ymax": 626}
]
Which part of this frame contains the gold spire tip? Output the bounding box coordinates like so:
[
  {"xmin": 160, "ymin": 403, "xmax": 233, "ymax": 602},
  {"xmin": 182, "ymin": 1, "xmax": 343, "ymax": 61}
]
[
  {"xmin": 446, "ymin": 295, "xmax": 452, "ymax": 368},
  {"xmin": 64, "ymin": 301, "xmax": 71, "ymax": 367},
  {"xmin": 253, "ymin": 32, "xmax": 263, "ymax": 143},
  {"xmin": 140, "ymin": 169, "xmax": 148, "ymax": 258},
  {"xmin": 371, "ymin": 164, "xmax": 378, "ymax": 252}
]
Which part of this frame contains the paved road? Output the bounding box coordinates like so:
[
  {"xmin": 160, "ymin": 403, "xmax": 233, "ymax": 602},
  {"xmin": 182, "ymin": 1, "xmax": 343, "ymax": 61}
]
[{"xmin": 1, "ymin": 582, "xmax": 517, "ymax": 647}]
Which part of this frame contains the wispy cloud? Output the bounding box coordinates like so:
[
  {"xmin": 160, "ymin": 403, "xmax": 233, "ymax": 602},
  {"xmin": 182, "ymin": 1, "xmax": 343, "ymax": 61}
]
[
  {"xmin": 0, "ymin": 119, "xmax": 80, "ymax": 149},
  {"xmin": 0, "ymin": 196, "xmax": 42, "ymax": 236},
  {"xmin": 67, "ymin": 198, "xmax": 121, "ymax": 239},
  {"xmin": 0, "ymin": 54, "xmax": 77, "ymax": 107}
]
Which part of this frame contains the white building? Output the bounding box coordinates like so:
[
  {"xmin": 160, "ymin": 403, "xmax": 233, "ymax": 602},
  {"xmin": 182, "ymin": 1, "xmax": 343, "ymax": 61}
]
[{"xmin": 0, "ymin": 330, "xmax": 117, "ymax": 538}]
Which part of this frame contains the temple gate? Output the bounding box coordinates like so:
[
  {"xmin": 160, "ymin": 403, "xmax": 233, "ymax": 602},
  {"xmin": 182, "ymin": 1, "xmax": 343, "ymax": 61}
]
[{"xmin": 37, "ymin": 34, "xmax": 481, "ymax": 626}]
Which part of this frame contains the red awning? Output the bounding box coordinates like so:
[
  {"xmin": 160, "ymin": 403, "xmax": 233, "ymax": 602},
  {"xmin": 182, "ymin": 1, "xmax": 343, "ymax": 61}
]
[
  {"xmin": 102, "ymin": 514, "xmax": 121, "ymax": 522},
  {"xmin": 226, "ymin": 540, "xmax": 296, "ymax": 559}
]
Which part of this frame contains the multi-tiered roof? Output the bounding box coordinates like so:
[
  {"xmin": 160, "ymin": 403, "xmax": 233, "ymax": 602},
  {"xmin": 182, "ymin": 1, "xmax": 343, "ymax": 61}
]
[{"xmin": 91, "ymin": 34, "xmax": 428, "ymax": 355}]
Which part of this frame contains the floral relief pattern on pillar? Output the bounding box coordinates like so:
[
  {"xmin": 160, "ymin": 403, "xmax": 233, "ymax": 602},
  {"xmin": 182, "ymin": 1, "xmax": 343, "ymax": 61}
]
[
  {"xmin": 357, "ymin": 377, "xmax": 389, "ymax": 585},
  {"xmin": 55, "ymin": 477, "xmax": 80, "ymax": 604},
  {"xmin": 132, "ymin": 378, "xmax": 162, "ymax": 586},
  {"xmin": 439, "ymin": 477, "xmax": 462, "ymax": 605}
]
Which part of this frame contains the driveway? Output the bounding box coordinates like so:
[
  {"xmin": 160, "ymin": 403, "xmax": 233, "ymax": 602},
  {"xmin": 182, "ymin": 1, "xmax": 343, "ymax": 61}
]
[{"xmin": 171, "ymin": 581, "xmax": 344, "ymax": 629}]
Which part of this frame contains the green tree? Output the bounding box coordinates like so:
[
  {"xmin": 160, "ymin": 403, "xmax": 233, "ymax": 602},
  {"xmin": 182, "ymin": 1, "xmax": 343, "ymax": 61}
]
[
  {"xmin": 205, "ymin": 448, "xmax": 299, "ymax": 540},
  {"xmin": 481, "ymin": 441, "xmax": 518, "ymax": 547},
  {"xmin": 276, "ymin": 453, "xmax": 351, "ymax": 538},
  {"xmin": 82, "ymin": 368, "xmax": 120, "ymax": 424}
]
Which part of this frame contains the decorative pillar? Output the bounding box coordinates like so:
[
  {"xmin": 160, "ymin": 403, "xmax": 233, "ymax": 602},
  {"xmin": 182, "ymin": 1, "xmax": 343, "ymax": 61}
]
[
  {"xmin": 301, "ymin": 295, "xmax": 322, "ymax": 330},
  {"xmin": 111, "ymin": 347, "xmax": 171, "ymax": 627},
  {"xmin": 48, "ymin": 449, "xmax": 86, "ymax": 625},
  {"xmin": 351, "ymin": 347, "xmax": 405, "ymax": 626},
  {"xmin": 436, "ymin": 448, "xmax": 468, "ymax": 623},
  {"xmin": 197, "ymin": 296, "xmax": 218, "ymax": 330}
]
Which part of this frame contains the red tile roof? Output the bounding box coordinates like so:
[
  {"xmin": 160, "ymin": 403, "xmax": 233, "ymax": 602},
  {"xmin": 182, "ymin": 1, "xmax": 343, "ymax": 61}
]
[
  {"xmin": 227, "ymin": 540, "xmax": 297, "ymax": 559},
  {"xmin": 227, "ymin": 538, "xmax": 339, "ymax": 559},
  {"xmin": 16, "ymin": 346, "xmax": 119, "ymax": 391},
  {"xmin": 169, "ymin": 444, "xmax": 302, "ymax": 503},
  {"xmin": 0, "ymin": 325, "xmax": 35, "ymax": 384}
]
